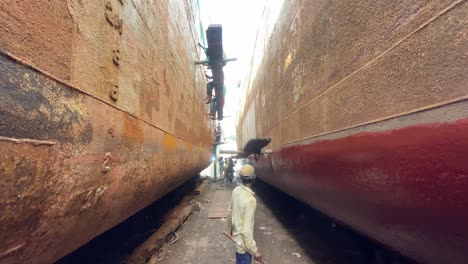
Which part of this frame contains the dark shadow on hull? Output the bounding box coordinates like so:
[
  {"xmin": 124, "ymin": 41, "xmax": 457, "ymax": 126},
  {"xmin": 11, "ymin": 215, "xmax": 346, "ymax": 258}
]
[
  {"xmin": 56, "ymin": 177, "xmax": 200, "ymax": 264},
  {"xmin": 253, "ymin": 179, "xmax": 417, "ymax": 264}
]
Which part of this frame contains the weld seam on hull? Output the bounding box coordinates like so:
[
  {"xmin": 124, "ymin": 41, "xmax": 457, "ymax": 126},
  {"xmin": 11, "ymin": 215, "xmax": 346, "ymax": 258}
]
[
  {"xmin": 0, "ymin": 135, "xmax": 56, "ymax": 146},
  {"xmin": 245, "ymin": 3, "xmax": 302, "ymax": 97},
  {"xmin": 127, "ymin": 0, "xmax": 204, "ymax": 79},
  {"xmin": 257, "ymin": 118, "xmax": 468, "ymax": 264},
  {"xmin": 0, "ymin": 50, "xmax": 198, "ymax": 146},
  {"xmin": 0, "ymin": 243, "xmax": 26, "ymax": 260},
  {"xmin": 244, "ymin": 3, "xmax": 300, "ymax": 108},
  {"xmin": 272, "ymin": 97, "xmax": 468, "ymax": 148},
  {"xmin": 264, "ymin": 0, "xmax": 466, "ymax": 134},
  {"xmin": 128, "ymin": 0, "xmax": 157, "ymax": 44},
  {"xmin": 127, "ymin": 0, "xmax": 206, "ymax": 95}
]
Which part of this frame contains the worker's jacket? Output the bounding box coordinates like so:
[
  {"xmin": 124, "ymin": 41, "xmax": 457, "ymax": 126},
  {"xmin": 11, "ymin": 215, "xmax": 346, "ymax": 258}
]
[{"xmin": 227, "ymin": 185, "xmax": 258, "ymax": 254}]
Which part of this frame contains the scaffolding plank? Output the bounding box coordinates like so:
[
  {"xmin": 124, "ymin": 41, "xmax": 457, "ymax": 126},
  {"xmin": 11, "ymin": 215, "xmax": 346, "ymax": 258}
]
[{"xmin": 207, "ymin": 189, "xmax": 232, "ymax": 219}]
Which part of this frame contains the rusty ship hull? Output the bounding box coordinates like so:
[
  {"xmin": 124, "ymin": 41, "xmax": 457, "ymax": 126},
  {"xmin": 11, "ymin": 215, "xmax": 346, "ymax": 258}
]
[
  {"xmin": 237, "ymin": 1, "xmax": 468, "ymax": 263},
  {"xmin": 0, "ymin": 1, "xmax": 212, "ymax": 263}
]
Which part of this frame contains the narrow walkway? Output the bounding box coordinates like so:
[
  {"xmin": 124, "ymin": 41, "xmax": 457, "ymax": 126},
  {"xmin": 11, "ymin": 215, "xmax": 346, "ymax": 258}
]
[
  {"xmin": 160, "ymin": 181, "xmax": 312, "ymax": 264},
  {"xmin": 57, "ymin": 177, "xmax": 412, "ymax": 263},
  {"xmin": 162, "ymin": 178, "xmax": 416, "ymax": 264}
]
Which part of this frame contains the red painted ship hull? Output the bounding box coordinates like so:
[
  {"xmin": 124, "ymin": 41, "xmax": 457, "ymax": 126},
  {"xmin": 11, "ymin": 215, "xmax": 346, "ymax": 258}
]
[
  {"xmin": 236, "ymin": 1, "xmax": 468, "ymax": 262},
  {"xmin": 253, "ymin": 111, "xmax": 468, "ymax": 264}
]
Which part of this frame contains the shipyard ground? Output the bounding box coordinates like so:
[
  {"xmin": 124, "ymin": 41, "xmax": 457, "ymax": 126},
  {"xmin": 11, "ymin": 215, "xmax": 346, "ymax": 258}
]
[{"xmin": 58, "ymin": 178, "xmax": 413, "ymax": 264}]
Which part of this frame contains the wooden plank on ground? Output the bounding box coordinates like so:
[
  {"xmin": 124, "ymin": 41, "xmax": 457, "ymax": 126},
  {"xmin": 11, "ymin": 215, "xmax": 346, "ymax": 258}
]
[{"xmin": 208, "ymin": 189, "xmax": 232, "ymax": 219}]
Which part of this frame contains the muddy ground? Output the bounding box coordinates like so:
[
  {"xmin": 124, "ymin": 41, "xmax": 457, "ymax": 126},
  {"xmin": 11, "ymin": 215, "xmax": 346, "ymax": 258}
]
[{"xmin": 57, "ymin": 177, "xmax": 414, "ymax": 264}]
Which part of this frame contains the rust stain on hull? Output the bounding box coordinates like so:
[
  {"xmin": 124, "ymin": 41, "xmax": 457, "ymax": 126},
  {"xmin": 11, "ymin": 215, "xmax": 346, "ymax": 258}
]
[
  {"xmin": 0, "ymin": 0, "xmax": 74, "ymax": 80},
  {"xmin": 0, "ymin": 51, "xmax": 211, "ymax": 264},
  {"xmin": 123, "ymin": 115, "xmax": 144, "ymax": 144},
  {"xmin": 0, "ymin": 0, "xmax": 213, "ymax": 263},
  {"xmin": 163, "ymin": 134, "xmax": 179, "ymax": 150},
  {"xmin": 237, "ymin": 1, "xmax": 468, "ymax": 263}
]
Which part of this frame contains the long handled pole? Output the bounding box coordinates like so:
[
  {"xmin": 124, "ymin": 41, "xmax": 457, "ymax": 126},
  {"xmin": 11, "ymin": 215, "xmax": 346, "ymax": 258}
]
[{"xmin": 222, "ymin": 231, "xmax": 267, "ymax": 264}]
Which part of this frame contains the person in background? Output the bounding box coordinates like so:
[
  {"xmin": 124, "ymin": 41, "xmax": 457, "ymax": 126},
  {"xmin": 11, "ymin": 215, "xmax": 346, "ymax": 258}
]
[
  {"xmin": 204, "ymin": 78, "xmax": 214, "ymax": 104},
  {"xmin": 227, "ymin": 164, "xmax": 263, "ymax": 264},
  {"xmin": 218, "ymin": 157, "xmax": 225, "ymax": 180},
  {"xmin": 215, "ymin": 122, "xmax": 222, "ymax": 143},
  {"xmin": 224, "ymin": 158, "xmax": 234, "ymax": 184},
  {"xmin": 208, "ymin": 84, "xmax": 226, "ymax": 120}
]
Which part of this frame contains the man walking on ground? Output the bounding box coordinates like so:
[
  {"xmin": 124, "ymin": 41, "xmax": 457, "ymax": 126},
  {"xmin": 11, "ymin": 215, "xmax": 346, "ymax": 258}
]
[{"xmin": 227, "ymin": 164, "xmax": 263, "ymax": 264}]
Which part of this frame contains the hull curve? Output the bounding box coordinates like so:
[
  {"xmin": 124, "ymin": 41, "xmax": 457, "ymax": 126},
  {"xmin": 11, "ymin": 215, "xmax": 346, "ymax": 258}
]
[
  {"xmin": 237, "ymin": 0, "xmax": 468, "ymax": 263},
  {"xmin": 0, "ymin": 0, "xmax": 212, "ymax": 263},
  {"xmin": 253, "ymin": 105, "xmax": 468, "ymax": 263}
]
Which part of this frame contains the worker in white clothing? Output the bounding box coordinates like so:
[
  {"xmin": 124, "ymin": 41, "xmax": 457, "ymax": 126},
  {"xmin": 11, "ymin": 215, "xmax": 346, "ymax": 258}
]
[{"xmin": 227, "ymin": 164, "xmax": 263, "ymax": 264}]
